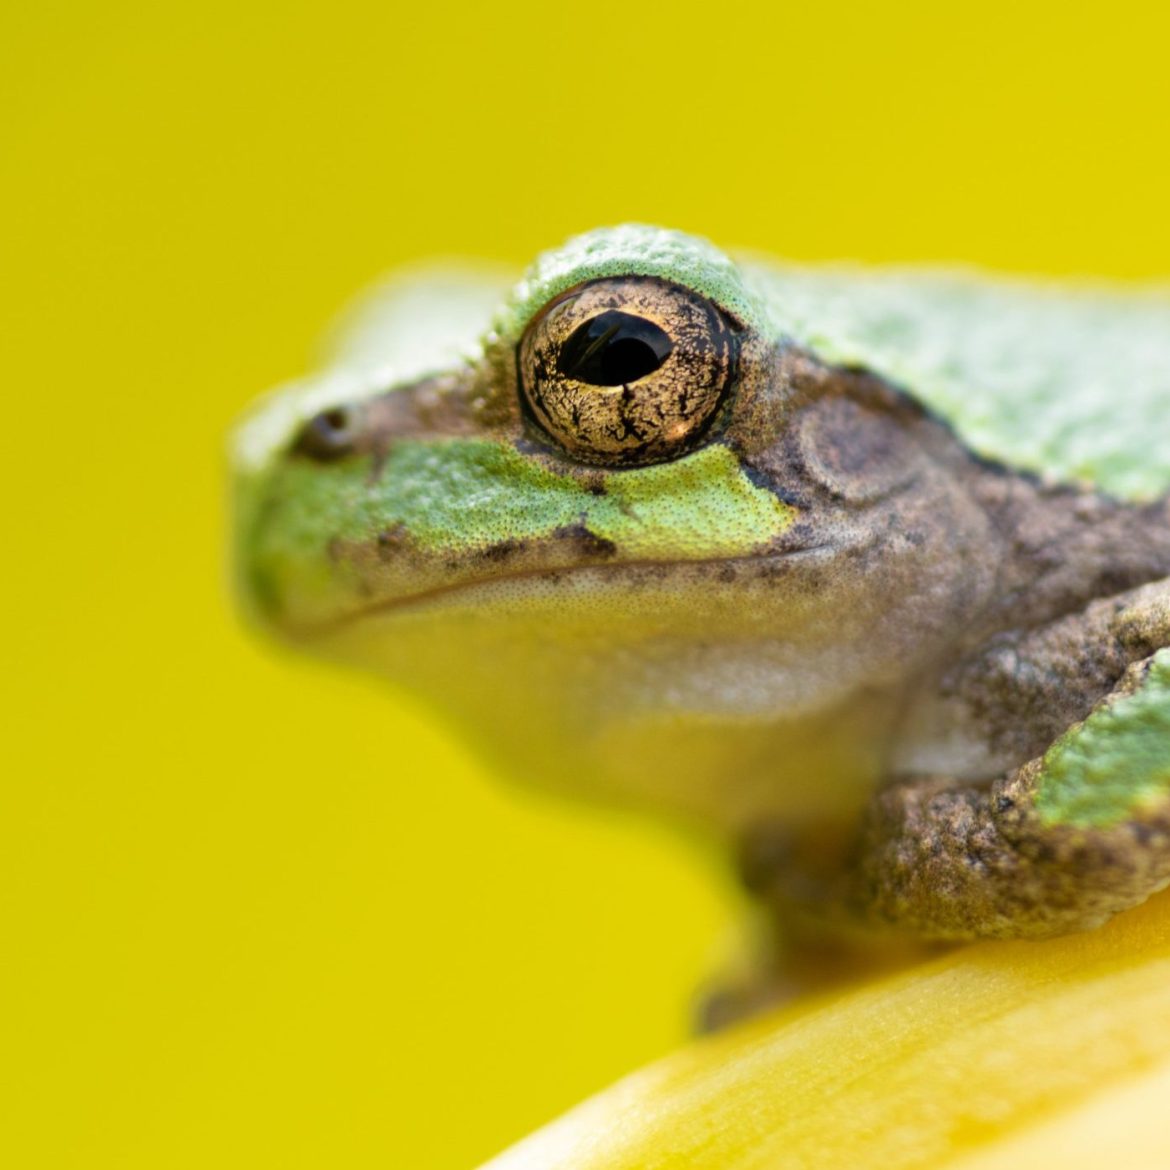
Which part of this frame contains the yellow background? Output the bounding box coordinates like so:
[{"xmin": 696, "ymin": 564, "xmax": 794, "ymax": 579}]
[{"xmin": 3, "ymin": 3, "xmax": 1169, "ymax": 1167}]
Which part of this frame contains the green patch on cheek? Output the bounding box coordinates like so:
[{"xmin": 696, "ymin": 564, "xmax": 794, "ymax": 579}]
[
  {"xmin": 261, "ymin": 438, "xmax": 794, "ymax": 561},
  {"xmin": 587, "ymin": 445, "xmax": 795, "ymax": 558},
  {"xmin": 1036, "ymin": 651, "xmax": 1170, "ymax": 829},
  {"xmin": 385, "ymin": 439, "xmax": 794, "ymax": 557}
]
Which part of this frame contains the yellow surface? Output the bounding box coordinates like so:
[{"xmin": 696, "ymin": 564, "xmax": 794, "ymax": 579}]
[
  {"xmin": 480, "ymin": 894, "xmax": 1170, "ymax": 1169},
  {"xmin": 2, "ymin": 3, "xmax": 1169, "ymax": 1168}
]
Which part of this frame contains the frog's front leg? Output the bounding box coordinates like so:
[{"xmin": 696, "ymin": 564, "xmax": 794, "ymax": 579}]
[
  {"xmin": 851, "ymin": 578, "xmax": 1170, "ymax": 939},
  {"xmin": 738, "ymin": 578, "xmax": 1170, "ymax": 948}
]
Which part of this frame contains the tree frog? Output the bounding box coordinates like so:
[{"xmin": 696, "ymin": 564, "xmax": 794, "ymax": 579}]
[{"xmin": 234, "ymin": 226, "xmax": 1170, "ymax": 1008}]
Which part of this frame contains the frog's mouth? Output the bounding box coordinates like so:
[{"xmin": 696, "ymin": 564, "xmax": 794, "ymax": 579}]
[
  {"xmin": 249, "ymin": 527, "xmax": 843, "ymax": 643},
  {"xmin": 304, "ymin": 540, "xmax": 840, "ymax": 636}
]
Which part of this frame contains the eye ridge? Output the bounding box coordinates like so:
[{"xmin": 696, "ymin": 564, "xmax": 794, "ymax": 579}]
[{"xmin": 557, "ymin": 310, "xmax": 674, "ymax": 387}]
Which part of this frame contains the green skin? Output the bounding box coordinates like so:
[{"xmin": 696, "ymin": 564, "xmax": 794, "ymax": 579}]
[{"xmin": 235, "ymin": 226, "xmax": 1170, "ymax": 1008}]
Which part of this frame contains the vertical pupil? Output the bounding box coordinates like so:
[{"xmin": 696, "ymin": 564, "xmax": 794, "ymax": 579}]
[{"xmin": 557, "ymin": 310, "xmax": 674, "ymax": 386}]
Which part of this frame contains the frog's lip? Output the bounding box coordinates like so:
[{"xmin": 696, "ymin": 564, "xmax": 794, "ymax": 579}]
[{"xmin": 284, "ymin": 544, "xmax": 838, "ymax": 639}]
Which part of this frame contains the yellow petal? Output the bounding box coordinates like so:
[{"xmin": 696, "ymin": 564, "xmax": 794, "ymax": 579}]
[{"xmin": 480, "ymin": 892, "xmax": 1170, "ymax": 1169}]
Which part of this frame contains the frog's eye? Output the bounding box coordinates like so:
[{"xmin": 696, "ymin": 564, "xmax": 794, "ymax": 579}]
[{"xmin": 518, "ymin": 277, "xmax": 739, "ymax": 467}]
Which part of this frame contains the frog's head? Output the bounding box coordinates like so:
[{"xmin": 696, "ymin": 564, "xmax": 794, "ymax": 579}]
[{"xmin": 233, "ymin": 227, "xmax": 994, "ymax": 831}]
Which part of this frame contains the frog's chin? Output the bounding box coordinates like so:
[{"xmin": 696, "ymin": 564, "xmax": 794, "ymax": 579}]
[
  {"xmin": 299, "ymin": 547, "xmax": 896, "ymax": 738},
  {"xmin": 269, "ymin": 543, "xmax": 962, "ymax": 834},
  {"xmin": 299, "ymin": 555, "xmax": 908, "ymax": 835}
]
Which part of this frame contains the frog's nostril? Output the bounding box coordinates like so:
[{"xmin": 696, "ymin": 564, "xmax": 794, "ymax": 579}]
[{"xmin": 292, "ymin": 405, "xmax": 360, "ymax": 462}]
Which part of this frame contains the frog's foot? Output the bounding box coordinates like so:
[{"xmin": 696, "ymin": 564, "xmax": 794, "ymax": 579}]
[
  {"xmin": 696, "ymin": 970, "xmax": 787, "ymax": 1033},
  {"xmin": 850, "ymin": 579, "xmax": 1170, "ymax": 939},
  {"xmin": 696, "ymin": 925, "xmax": 946, "ymax": 1031}
]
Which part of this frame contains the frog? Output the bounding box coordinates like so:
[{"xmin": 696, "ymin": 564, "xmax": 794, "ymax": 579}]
[{"xmin": 233, "ymin": 225, "xmax": 1170, "ymax": 1016}]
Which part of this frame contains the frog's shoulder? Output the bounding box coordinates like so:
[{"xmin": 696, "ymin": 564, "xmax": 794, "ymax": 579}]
[{"xmin": 741, "ymin": 258, "xmax": 1170, "ymax": 501}]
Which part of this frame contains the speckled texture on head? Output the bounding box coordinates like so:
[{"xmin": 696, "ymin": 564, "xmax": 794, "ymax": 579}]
[
  {"xmin": 243, "ymin": 226, "xmax": 1170, "ymax": 503},
  {"xmin": 499, "ymin": 227, "xmax": 1170, "ymax": 501}
]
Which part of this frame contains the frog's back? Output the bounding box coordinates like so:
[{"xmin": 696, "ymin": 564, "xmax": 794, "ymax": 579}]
[{"xmin": 742, "ymin": 260, "xmax": 1170, "ymax": 501}]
